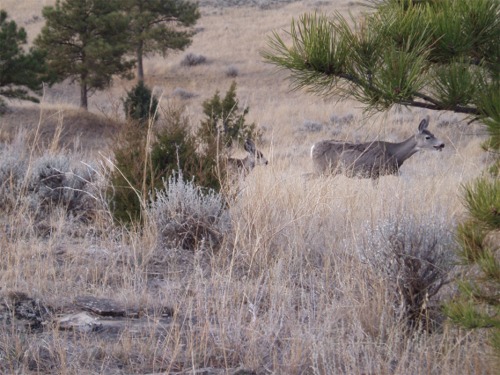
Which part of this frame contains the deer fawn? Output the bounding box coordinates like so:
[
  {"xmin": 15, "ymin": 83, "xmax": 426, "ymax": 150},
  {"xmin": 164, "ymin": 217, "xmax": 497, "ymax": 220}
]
[{"xmin": 228, "ymin": 138, "xmax": 268, "ymax": 177}]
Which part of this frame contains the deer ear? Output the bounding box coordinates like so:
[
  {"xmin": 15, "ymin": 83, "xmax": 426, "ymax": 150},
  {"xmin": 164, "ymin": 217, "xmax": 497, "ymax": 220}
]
[{"xmin": 418, "ymin": 116, "xmax": 430, "ymax": 132}]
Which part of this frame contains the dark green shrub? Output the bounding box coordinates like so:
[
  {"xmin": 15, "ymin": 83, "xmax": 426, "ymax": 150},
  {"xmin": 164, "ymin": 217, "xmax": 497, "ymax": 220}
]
[
  {"xmin": 150, "ymin": 106, "xmax": 200, "ymax": 190},
  {"xmin": 109, "ymin": 121, "xmax": 148, "ymax": 224},
  {"xmin": 462, "ymin": 178, "xmax": 500, "ymax": 230},
  {"xmin": 444, "ymin": 179, "xmax": 500, "ymax": 330},
  {"xmin": 110, "ymin": 104, "xmax": 201, "ymax": 224},
  {"xmin": 152, "ymin": 104, "xmax": 225, "ymax": 194},
  {"xmin": 198, "ymin": 81, "xmax": 257, "ymax": 148},
  {"xmin": 478, "ymin": 81, "xmax": 500, "ymax": 177},
  {"xmin": 123, "ymin": 81, "xmax": 159, "ymax": 125},
  {"xmin": 194, "ymin": 81, "xmax": 261, "ymax": 192},
  {"xmin": 110, "ymin": 83, "xmax": 260, "ymax": 224}
]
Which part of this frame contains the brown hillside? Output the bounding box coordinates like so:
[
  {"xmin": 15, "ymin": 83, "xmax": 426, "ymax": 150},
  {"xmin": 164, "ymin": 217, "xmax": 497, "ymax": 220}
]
[{"xmin": 0, "ymin": 106, "xmax": 122, "ymax": 152}]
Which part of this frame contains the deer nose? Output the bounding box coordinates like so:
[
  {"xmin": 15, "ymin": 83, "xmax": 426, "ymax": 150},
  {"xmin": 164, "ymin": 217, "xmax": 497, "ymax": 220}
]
[{"xmin": 434, "ymin": 143, "xmax": 445, "ymax": 151}]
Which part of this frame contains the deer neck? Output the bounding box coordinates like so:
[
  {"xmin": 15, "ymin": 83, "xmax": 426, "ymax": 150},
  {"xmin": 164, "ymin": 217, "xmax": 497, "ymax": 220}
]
[
  {"xmin": 385, "ymin": 135, "xmax": 419, "ymax": 167},
  {"xmin": 243, "ymin": 155, "xmax": 255, "ymax": 170}
]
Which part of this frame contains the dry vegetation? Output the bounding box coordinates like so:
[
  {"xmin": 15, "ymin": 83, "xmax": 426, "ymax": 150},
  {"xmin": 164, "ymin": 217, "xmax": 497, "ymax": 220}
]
[{"xmin": 0, "ymin": 0, "xmax": 496, "ymax": 374}]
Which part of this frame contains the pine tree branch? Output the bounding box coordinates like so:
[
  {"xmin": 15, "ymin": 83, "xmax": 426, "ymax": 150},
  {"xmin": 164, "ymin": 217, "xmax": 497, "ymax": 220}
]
[
  {"xmin": 318, "ymin": 72, "xmax": 481, "ymax": 115},
  {"xmin": 397, "ymin": 100, "xmax": 480, "ymax": 115}
]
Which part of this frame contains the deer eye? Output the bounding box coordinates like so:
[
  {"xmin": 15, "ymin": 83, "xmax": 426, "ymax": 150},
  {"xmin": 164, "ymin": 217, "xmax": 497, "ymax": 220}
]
[{"xmin": 425, "ymin": 136, "xmax": 431, "ymax": 140}]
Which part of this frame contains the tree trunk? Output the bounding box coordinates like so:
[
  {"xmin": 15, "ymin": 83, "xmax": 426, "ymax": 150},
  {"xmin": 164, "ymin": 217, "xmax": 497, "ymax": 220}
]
[
  {"xmin": 137, "ymin": 42, "xmax": 144, "ymax": 82},
  {"xmin": 80, "ymin": 81, "xmax": 88, "ymax": 110}
]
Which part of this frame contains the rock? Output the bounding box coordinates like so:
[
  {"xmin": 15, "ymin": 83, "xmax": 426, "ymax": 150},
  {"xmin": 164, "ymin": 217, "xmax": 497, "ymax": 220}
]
[
  {"xmin": 56, "ymin": 311, "xmax": 100, "ymax": 333},
  {"xmin": 74, "ymin": 295, "xmax": 138, "ymax": 317},
  {"xmin": 74, "ymin": 295, "xmax": 174, "ymax": 318},
  {"xmin": 231, "ymin": 368, "xmax": 257, "ymax": 375}
]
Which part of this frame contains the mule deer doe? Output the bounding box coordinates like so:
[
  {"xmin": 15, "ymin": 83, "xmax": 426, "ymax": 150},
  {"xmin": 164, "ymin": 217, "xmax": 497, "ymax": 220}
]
[
  {"xmin": 311, "ymin": 116, "xmax": 444, "ymax": 179},
  {"xmin": 228, "ymin": 138, "xmax": 268, "ymax": 177}
]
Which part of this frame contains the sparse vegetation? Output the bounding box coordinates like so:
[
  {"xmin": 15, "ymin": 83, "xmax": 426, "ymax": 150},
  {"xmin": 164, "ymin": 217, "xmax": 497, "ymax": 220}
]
[
  {"xmin": 225, "ymin": 65, "xmax": 239, "ymax": 77},
  {"xmin": 172, "ymin": 87, "xmax": 197, "ymax": 99},
  {"xmin": 0, "ymin": 0, "xmax": 497, "ymax": 373},
  {"xmin": 300, "ymin": 119, "xmax": 323, "ymax": 132},
  {"xmin": 180, "ymin": 52, "xmax": 208, "ymax": 66},
  {"xmin": 0, "ymin": 134, "xmax": 102, "ymax": 232}
]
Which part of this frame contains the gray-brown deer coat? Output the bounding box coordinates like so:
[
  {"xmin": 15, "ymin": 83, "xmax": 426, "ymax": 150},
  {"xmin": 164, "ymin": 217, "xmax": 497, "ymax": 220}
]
[
  {"xmin": 228, "ymin": 139, "xmax": 268, "ymax": 177},
  {"xmin": 311, "ymin": 116, "xmax": 444, "ymax": 179}
]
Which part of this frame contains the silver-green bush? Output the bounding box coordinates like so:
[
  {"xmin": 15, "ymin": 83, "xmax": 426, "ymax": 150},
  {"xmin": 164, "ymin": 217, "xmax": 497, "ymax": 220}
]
[
  {"xmin": 358, "ymin": 210, "xmax": 456, "ymax": 331},
  {"xmin": 0, "ymin": 135, "xmax": 101, "ymax": 225},
  {"xmin": 150, "ymin": 172, "xmax": 230, "ymax": 251}
]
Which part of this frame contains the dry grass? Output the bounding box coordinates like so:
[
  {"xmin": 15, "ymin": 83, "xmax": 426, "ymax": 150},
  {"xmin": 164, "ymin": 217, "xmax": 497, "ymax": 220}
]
[
  {"xmin": 0, "ymin": 0, "xmax": 496, "ymax": 374},
  {"xmin": 0, "ymin": 105, "xmax": 121, "ymax": 153}
]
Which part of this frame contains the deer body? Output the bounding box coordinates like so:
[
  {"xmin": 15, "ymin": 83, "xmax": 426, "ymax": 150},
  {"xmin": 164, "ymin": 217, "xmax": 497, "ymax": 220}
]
[{"xmin": 311, "ymin": 116, "xmax": 444, "ymax": 179}]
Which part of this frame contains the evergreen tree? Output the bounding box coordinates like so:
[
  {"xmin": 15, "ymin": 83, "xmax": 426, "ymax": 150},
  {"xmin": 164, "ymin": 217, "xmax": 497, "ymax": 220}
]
[
  {"xmin": 444, "ymin": 174, "xmax": 500, "ymax": 355},
  {"xmin": 198, "ymin": 81, "xmax": 256, "ymax": 148},
  {"xmin": 444, "ymin": 83, "xmax": 500, "ymax": 359},
  {"xmin": 110, "ymin": 104, "xmax": 199, "ymax": 225},
  {"xmin": 0, "ymin": 10, "xmax": 49, "ymax": 110},
  {"xmin": 123, "ymin": 81, "xmax": 159, "ymax": 125},
  {"xmin": 262, "ymin": 0, "xmax": 499, "ymax": 120},
  {"xmin": 195, "ymin": 82, "xmax": 259, "ymax": 192},
  {"xmin": 34, "ymin": 0, "xmax": 135, "ymax": 110},
  {"xmin": 124, "ymin": 0, "xmax": 200, "ymax": 81}
]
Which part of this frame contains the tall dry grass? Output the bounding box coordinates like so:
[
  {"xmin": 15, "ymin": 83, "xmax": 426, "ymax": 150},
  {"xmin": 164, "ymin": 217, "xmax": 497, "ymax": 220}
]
[
  {"xmin": 0, "ymin": 0, "xmax": 496, "ymax": 373},
  {"xmin": 0, "ymin": 105, "xmax": 494, "ymax": 373}
]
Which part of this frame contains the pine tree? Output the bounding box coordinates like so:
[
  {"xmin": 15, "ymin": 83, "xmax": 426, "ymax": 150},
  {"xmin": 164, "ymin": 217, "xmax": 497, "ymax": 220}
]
[
  {"xmin": 124, "ymin": 0, "xmax": 200, "ymax": 81},
  {"xmin": 0, "ymin": 10, "xmax": 48, "ymax": 111},
  {"xmin": 34, "ymin": 0, "xmax": 135, "ymax": 110},
  {"xmin": 262, "ymin": 0, "xmax": 499, "ymax": 120}
]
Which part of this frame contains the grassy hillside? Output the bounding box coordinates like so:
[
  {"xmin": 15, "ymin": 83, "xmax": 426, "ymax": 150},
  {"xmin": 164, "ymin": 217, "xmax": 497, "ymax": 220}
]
[{"xmin": 0, "ymin": 1, "xmax": 495, "ymax": 374}]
